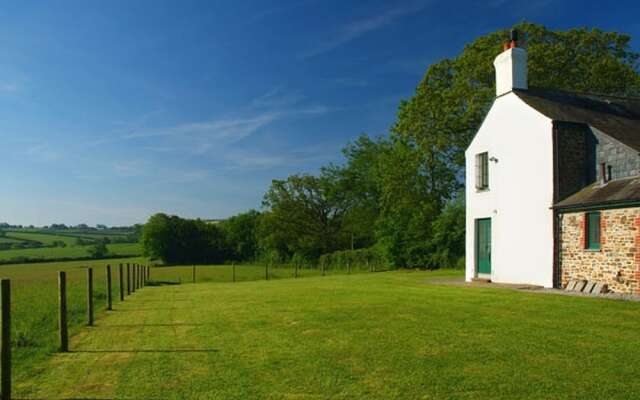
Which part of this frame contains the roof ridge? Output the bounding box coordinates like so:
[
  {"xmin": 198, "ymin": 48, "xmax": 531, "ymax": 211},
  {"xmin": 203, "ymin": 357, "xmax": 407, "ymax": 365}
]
[{"xmin": 523, "ymin": 86, "xmax": 640, "ymax": 102}]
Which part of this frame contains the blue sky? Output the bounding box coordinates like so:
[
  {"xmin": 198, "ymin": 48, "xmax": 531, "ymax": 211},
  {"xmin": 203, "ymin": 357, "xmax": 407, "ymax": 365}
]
[{"xmin": 1, "ymin": 0, "xmax": 639, "ymax": 226}]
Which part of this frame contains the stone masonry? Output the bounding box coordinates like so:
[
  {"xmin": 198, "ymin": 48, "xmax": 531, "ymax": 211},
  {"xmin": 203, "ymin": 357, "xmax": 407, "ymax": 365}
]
[{"xmin": 559, "ymin": 207, "xmax": 640, "ymax": 294}]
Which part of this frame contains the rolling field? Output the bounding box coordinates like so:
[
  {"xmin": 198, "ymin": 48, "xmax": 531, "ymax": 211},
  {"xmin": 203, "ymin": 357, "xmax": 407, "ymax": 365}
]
[
  {"xmin": 0, "ymin": 237, "xmax": 22, "ymax": 244},
  {"xmin": 5, "ymin": 231, "xmax": 79, "ymax": 246},
  {"xmin": 7, "ymin": 267, "xmax": 640, "ymax": 399},
  {"xmin": 0, "ymin": 242, "xmax": 141, "ymax": 262},
  {"xmin": 0, "ymin": 228, "xmax": 141, "ymax": 264}
]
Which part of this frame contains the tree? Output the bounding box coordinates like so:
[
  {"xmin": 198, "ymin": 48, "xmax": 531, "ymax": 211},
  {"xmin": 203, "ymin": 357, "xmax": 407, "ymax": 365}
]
[
  {"xmin": 218, "ymin": 210, "xmax": 260, "ymax": 261},
  {"xmin": 88, "ymin": 240, "xmax": 108, "ymax": 259},
  {"xmin": 426, "ymin": 195, "xmax": 465, "ymax": 269},
  {"xmin": 141, "ymin": 213, "xmax": 229, "ymax": 264},
  {"xmin": 261, "ymin": 174, "xmax": 350, "ymax": 260},
  {"xmin": 322, "ymin": 134, "xmax": 389, "ymax": 249}
]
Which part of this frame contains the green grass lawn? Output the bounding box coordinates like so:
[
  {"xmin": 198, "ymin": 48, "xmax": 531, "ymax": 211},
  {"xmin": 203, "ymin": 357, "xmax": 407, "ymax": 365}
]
[
  {"xmin": 0, "ymin": 259, "xmax": 344, "ymax": 387},
  {"xmin": 10, "ymin": 268, "xmax": 640, "ymax": 399},
  {"xmin": 0, "ymin": 257, "xmax": 148, "ymax": 384}
]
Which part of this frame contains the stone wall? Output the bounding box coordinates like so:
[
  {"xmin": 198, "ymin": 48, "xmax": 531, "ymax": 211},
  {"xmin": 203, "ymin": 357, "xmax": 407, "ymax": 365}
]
[{"xmin": 559, "ymin": 207, "xmax": 640, "ymax": 294}]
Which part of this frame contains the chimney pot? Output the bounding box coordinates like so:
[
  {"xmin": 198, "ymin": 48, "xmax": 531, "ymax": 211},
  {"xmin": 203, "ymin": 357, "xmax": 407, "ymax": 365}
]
[{"xmin": 510, "ymin": 29, "xmax": 519, "ymax": 47}]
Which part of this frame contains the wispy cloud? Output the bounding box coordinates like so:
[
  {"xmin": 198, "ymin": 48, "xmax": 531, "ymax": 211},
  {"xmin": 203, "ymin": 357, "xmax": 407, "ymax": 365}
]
[
  {"xmin": 124, "ymin": 112, "xmax": 281, "ymax": 141},
  {"xmin": 122, "ymin": 88, "xmax": 333, "ymax": 154},
  {"xmin": 299, "ymin": 2, "xmax": 428, "ymax": 59},
  {"xmin": 223, "ymin": 144, "xmax": 342, "ymax": 172},
  {"xmin": 26, "ymin": 144, "xmax": 60, "ymax": 162}
]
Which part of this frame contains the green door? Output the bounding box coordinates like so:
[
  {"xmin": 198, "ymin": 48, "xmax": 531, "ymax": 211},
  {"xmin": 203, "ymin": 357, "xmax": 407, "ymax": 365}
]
[{"xmin": 476, "ymin": 218, "xmax": 492, "ymax": 275}]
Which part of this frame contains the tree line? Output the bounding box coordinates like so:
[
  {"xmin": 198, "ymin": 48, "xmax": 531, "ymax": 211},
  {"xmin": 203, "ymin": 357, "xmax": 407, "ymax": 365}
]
[{"xmin": 142, "ymin": 22, "xmax": 640, "ymax": 268}]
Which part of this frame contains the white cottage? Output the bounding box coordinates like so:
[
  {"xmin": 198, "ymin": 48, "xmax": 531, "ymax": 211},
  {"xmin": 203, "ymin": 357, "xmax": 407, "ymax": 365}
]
[{"xmin": 465, "ymin": 32, "xmax": 640, "ymax": 294}]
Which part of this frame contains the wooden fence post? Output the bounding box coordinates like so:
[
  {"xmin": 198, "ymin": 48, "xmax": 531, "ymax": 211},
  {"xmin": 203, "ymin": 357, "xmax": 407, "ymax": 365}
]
[
  {"xmin": 192, "ymin": 265, "xmax": 196, "ymax": 284},
  {"xmin": 119, "ymin": 264, "xmax": 124, "ymax": 301},
  {"xmin": 131, "ymin": 264, "xmax": 134, "ymax": 291},
  {"xmin": 1, "ymin": 279, "xmax": 10, "ymax": 400},
  {"xmin": 87, "ymin": 268, "xmax": 94, "ymax": 326},
  {"xmin": 126, "ymin": 263, "xmax": 131, "ymax": 295},
  {"xmin": 135, "ymin": 264, "xmax": 139, "ymax": 289},
  {"xmin": 106, "ymin": 264, "xmax": 112, "ymax": 311},
  {"xmin": 58, "ymin": 272, "xmax": 68, "ymax": 352},
  {"xmin": 147, "ymin": 264, "xmax": 150, "ymax": 280}
]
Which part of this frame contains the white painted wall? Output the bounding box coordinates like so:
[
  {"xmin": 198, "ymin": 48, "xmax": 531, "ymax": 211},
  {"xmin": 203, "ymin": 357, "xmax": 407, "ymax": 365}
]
[
  {"xmin": 494, "ymin": 48, "xmax": 528, "ymax": 96},
  {"xmin": 465, "ymin": 93, "xmax": 555, "ymax": 287}
]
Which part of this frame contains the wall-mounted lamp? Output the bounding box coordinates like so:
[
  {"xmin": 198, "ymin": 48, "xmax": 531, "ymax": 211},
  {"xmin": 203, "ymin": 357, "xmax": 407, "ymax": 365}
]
[{"xmin": 489, "ymin": 157, "xmax": 499, "ymax": 163}]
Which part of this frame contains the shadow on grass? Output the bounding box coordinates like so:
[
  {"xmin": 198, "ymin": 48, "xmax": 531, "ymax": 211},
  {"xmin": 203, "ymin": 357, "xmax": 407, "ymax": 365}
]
[
  {"xmin": 96, "ymin": 323, "xmax": 205, "ymax": 328},
  {"xmin": 18, "ymin": 398, "xmax": 166, "ymax": 400},
  {"xmin": 124, "ymin": 299, "xmax": 191, "ymax": 303},
  {"xmin": 17, "ymin": 398, "xmax": 118, "ymax": 400},
  {"xmin": 114, "ymin": 307, "xmax": 193, "ymax": 311},
  {"xmin": 144, "ymin": 280, "xmax": 181, "ymax": 286},
  {"xmin": 69, "ymin": 349, "xmax": 218, "ymax": 353}
]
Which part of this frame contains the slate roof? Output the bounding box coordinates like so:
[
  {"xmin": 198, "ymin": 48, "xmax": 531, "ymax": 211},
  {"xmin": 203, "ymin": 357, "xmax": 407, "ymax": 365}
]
[
  {"xmin": 514, "ymin": 88, "xmax": 640, "ymax": 152},
  {"xmin": 554, "ymin": 176, "xmax": 640, "ymax": 211}
]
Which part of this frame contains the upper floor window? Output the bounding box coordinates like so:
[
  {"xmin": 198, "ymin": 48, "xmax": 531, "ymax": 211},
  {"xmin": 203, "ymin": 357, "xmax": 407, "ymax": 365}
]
[
  {"xmin": 475, "ymin": 152, "xmax": 489, "ymax": 191},
  {"xmin": 585, "ymin": 211, "xmax": 601, "ymax": 250}
]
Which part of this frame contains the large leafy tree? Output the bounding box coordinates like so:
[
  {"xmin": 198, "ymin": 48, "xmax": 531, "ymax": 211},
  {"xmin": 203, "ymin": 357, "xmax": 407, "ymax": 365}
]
[
  {"xmin": 142, "ymin": 213, "xmax": 228, "ymax": 264},
  {"xmin": 322, "ymin": 134, "xmax": 389, "ymax": 249},
  {"xmin": 261, "ymin": 174, "xmax": 350, "ymax": 260},
  {"xmin": 218, "ymin": 210, "xmax": 260, "ymax": 262}
]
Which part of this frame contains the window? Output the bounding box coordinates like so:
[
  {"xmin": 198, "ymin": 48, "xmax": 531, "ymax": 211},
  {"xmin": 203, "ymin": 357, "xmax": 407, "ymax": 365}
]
[
  {"xmin": 585, "ymin": 212, "xmax": 601, "ymax": 250},
  {"xmin": 475, "ymin": 152, "xmax": 489, "ymax": 190}
]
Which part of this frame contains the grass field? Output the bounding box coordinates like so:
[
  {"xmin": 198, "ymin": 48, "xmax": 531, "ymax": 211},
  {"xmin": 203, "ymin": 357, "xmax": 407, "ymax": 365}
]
[
  {"xmin": 5, "ymin": 231, "xmax": 81, "ymax": 246},
  {"xmin": 8, "ymin": 267, "xmax": 640, "ymax": 399},
  {"xmin": 0, "ymin": 237, "xmax": 22, "ymax": 244},
  {"xmin": 0, "ymin": 258, "xmax": 348, "ymax": 386},
  {"xmin": 0, "ymin": 229, "xmax": 141, "ymax": 264},
  {"xmin": 0, "ymin": 257, "xmax": 146, "ymax": 384},
  {"xmin": 0, "ymin": 242, "xmax": 141, "ymax": 262}
]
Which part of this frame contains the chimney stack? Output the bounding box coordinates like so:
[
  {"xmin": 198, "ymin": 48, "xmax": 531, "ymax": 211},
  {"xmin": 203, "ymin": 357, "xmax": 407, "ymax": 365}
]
[{"xmin": 494, "ymin": 29, "xmax": 528, "ymax": 96}]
